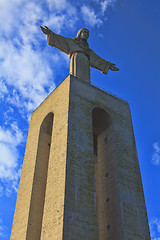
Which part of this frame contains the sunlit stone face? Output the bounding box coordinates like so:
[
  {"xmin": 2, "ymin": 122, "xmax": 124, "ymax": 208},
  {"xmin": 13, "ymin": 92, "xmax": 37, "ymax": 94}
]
[{"xmin": 80, "ymin": 29, "xmax": 89, "ymax": 40}]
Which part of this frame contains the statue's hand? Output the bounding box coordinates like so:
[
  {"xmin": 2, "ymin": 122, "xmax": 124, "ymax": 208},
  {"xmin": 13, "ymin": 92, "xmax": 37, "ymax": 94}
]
[
  {"xmin": 109, "ymin": 63, "xmax": 119, "ymax": 71},
  {"xmin": 40, "ymin": 26, "xmax": 51, "ymax": 35}
]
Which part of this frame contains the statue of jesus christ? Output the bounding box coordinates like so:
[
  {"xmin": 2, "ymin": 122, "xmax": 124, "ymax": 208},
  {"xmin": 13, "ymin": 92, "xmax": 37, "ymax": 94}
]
[{"xmin": 40, "ymin": 26, "xmax": 119, "ymax": 83}]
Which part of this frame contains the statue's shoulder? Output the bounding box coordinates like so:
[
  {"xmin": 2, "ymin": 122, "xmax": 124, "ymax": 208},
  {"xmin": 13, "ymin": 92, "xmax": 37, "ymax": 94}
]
[{"xmin": 88, "ymin": 48, "xmax": 97, "ymax": 56}]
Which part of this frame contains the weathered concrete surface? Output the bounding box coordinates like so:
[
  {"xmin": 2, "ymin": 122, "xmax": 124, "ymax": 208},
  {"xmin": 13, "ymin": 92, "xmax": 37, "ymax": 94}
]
[
  {"xmin": 11, "ymin": 75, "xmax": 151, "ymax": 240},
  {"xmin": 11, "ymin": 77, "xmax": 70, "ymax": 240}
]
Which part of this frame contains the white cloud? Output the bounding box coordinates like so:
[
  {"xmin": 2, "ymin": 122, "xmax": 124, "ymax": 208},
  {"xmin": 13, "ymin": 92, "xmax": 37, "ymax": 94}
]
[
  {"xmin": 101, "ymin": 0, "xmax": 115, "ymax": 14},
  {"xmin": 0, "ymin": 218, "xmax": 8, "ymax": 239},
  {"xmin": 46, "ymin": 0, "xmax": 68, "ymax": 12},
  {"xmin": 0, "ymin": 0, "xmax": 22, "ymax": 35},
  {"xmin": 150, "ymin": 218, "xmax": 160, "ymax": 239},
  {"xmin": 0, "ymin": 224, "xmax": 5, "ymax": 237},
  {"xmin": 81, "ymin": 5, "xmax": 103, "ymax": 27},
  {"xmin": 0, "ymin": 80, "xmax": 8, "ymax": 100},
  {"xmin": 0, "ymin": 124, "xmax": 23, "ymax": 148},
  {"xmin": 152, "ymin": 142, "xmax": 160, "ymax": 166},
  {"xmin": 3, "ymin": 108, "xmax": 14, "ymax": 127},
  {"xmin": 42, "ymin": 15, "xmax": 66, "ymax": 34},
  {"xmin": 0, "ymin": 124, "xmax": 23, "ymax": 196},
  {"xmin": 0, "ymin": 143, "xmax": 18, "ymax": 170},
  {"xmin": 153, "ymin": 142, "xmax": 160, "ymax": 153},
  {"xmin": 0, "ymin": 37, "xmax": 57, "ymax": 112},
  {"xmin": 0, "ymin": 0, "xmax": 78, "ymax": 114}
]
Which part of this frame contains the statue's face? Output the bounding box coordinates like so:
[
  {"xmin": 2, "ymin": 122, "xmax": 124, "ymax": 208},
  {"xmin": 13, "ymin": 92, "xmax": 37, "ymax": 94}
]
[{"xmin": 80, "ymin": 29, "xmax": 89, "ymax": 40}]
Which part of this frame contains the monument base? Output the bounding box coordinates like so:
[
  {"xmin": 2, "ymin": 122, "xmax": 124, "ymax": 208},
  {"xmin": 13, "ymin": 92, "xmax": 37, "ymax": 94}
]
[{"xmin": 11, "ymin": 75, "xmax": 150, "ymax": 240}]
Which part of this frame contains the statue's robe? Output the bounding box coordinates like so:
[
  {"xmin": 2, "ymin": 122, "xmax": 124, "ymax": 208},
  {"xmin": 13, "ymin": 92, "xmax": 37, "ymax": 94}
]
[{"xmin": 47, "ymin": 31, "xmax": 111, "ymax": 83}]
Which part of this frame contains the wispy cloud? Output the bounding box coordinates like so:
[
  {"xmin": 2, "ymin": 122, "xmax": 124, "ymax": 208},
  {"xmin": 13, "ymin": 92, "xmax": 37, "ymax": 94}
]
[
  {"xmin": 0, "ymin": 0, "xmax": 77, "ymax": 114},
  {"xmin": 152, "ymin": 142, "xmax": 160, "ymax": 166},
  {"xmin": 81, "ymin": 5, "xmax": 103, "ymax": 27},
  {"xmin": 0, "ymin": 80, "xmax": 8, "ymax": 100},
  {"xmin": 46, "ymin": 0, "xmax": 68, "ymax": 12},
  {"xmin": 150, "ymin": 218, "xmax": 160, "ymax": 239},
  {"xmin": 0, "ymin": 218, "xmax": 8, "ymax": 238},
  {"xmin": 0, "ymin": 123, "xmax": 23, "ymax": 196},
  {"xmin": 101, "ymin": 0, "xmax": 115, "ymax": 14}
]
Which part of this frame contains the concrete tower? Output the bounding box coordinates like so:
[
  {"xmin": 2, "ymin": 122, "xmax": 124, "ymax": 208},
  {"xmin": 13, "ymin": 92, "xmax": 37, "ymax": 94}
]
[{"xmin": 11, "ymin": 75, "xmax": 151, "ymax": 240}]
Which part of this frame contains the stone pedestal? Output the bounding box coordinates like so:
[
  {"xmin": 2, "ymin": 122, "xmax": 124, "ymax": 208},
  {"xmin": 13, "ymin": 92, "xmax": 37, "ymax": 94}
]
[{"xmin": 11, "ymin": 75, "xmax": 151, "ymax": 240}]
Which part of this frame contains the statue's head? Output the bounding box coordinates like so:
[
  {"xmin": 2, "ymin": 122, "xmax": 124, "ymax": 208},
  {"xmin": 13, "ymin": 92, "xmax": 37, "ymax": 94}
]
[{"xmin": 74, "ymin": 28, "xmax": 89, "ymax": 43}]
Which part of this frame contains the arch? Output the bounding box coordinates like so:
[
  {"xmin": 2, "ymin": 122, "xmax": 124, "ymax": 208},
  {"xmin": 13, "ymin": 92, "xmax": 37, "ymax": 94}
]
[
  {"xmin": 92, "ymin": 107, "xmax": 111, "ymax": 157},
  {"xmin": 92, "ymin": 107, "xmax": 115, "ymax": 240},
  {"xmin": 26, "ymin": 112, "xmax": 54, "ymax": 240}
]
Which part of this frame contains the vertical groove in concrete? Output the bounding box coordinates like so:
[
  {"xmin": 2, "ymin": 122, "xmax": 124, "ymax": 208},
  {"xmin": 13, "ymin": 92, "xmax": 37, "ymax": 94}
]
[
  {"xmin": 40, "ymin": 76, "xmax": 71, "ymax": 240},
  {"xmin": 92, "ymin": 107, "xmax": 123, "ymax": 240},
  {"xmin": 26, "ymin": 113, "xmax": 54, "ymax": 240}
]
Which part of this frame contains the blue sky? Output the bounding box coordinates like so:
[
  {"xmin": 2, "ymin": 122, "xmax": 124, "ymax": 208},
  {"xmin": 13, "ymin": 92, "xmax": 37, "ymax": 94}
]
[{"xmin": 0, "ymin": 0, "xmax": 160, "ymax": 239}]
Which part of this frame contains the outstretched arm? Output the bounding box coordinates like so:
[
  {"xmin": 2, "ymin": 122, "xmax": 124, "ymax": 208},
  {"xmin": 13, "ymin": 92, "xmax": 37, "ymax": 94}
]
[
  {"xmin": 90, "ymin": 49, "xmax": 119, "ymax": 75},
  {"xmin": 40, "ymin": 25, "xmax": 74, "ymax": 55},
  {"xmin": 109, "ymin": 63, "xmax": 119, "ymax": 71}
]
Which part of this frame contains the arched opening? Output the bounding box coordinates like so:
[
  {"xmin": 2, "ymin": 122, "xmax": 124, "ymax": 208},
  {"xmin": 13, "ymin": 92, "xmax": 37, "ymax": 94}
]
[
  {"xmin": 26, "ymin": 112, "xmax": 54, "ymax": 240},
  {"xmin": 92, "ymin": 107, "xmax": 115, "ymax": 240}
]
